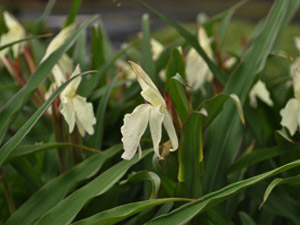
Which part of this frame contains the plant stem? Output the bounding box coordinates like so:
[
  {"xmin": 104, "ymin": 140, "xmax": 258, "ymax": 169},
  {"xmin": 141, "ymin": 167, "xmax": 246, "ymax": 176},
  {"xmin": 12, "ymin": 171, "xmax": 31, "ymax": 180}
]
[{"xmin": 0, "ymin": 169, "xmax": 16, "ymax": 214}]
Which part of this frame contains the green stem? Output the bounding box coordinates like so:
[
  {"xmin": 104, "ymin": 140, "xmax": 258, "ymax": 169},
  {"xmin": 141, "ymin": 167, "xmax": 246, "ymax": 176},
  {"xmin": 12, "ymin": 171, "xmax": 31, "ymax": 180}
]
[
  {"xmin": 51, "ymin": 104, "xmax": 68, "ymax": 173},
  {"xmin": 0, "ymin": 169, "xmax": 15, "ymax": 214}
]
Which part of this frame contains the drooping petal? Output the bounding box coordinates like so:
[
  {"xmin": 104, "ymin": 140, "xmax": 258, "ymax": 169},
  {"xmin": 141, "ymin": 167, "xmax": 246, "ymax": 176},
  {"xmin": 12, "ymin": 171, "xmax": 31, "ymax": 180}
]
[
  {"xmin": 52, "ymin": 65, "xmax": 67, "ymax": 86},
  {"xmin": 149, "ymin": 106, "xmax": 164, "ymax": 158},
  {"xmin": 249, "ymin": 80, "xmax": 273, "ymax": 108},
  {"xmin": 0, "ymin": 11, "xmax": 26, "ymax": 57},
  {"xmin": 185, "ymin": 48, "xmax": 212, "ymax": 91},
  {"xmin": 291, "ymin": 59, "xmax": 300, "ymax": 100},
  {"xmin": 121, "ymin": 104, "xmax": 151, "ymax": 160},
  {"xmin": 198, "ymin": 26, "xmax": 213, "ymax": 59},
  {"xmin": 58, "ymin": 54, "xmax": 74, "ymax": 76},
  {"xmin": 60, "ymin": 99, "xmax": 76, "ymax": 133},
  {"xmin": 41, "ymin": 23, "xmax": 76, "ymax": 62},
  {"xmin": 61, "ymin": 65, "xmax": 81, "ymax": 99},
  {"xmin": 295, "ymin": 37, "xmax": 300, "ymax": 53},
  {"xmin": 72, "ymin": 95, "xmax": 96, "ymax": 136},
  {"xmin": 163, "ymin": 111, "xmax": 178, "ymax": 151},
  {"xmin": 151, "ymin": 38, "xmax": 164, "ymax": 61},
  {"xmin": 129, "ymin": 61, "xmax": 160, "ymax": 94},
  {"xmin": 280, "ymin": 98, "xmax": 300, "ymax": 136}
]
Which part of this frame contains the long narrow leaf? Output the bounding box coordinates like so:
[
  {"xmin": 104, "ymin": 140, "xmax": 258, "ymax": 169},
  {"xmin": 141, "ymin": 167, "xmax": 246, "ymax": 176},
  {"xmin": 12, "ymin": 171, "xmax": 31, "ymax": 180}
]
[
  {"xmin": 146, "ymin": 159, "xmax": 300, "ymax": 225},
  {"xmin": 34, "ymin": 149, "xmax": 153, "ymax": 225},
  {"xmin": 6, "ymin": 145, "xmax": 122, "ymax": 225}
]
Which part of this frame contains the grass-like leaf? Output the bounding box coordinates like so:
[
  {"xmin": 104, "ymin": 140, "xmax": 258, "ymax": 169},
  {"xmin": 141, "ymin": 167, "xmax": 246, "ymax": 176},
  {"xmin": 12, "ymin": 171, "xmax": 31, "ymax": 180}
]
[
  {"xmin": 6, "ymin": 145, "xmax": 122, "ymax": 225},
  {"xmin": 34, "ymin": 149, "xmax": 152, "ymax": 225},
  {"xmin": 72, "ymin": 198, "xmax": 192, "ymax": 225},
  {"xmin": 146, "ymin": 159, "xmax": 300, "ymax": 225},
  {"xmin": 140, "ymin": 1, "xmax": 227, "ymax": 85}
]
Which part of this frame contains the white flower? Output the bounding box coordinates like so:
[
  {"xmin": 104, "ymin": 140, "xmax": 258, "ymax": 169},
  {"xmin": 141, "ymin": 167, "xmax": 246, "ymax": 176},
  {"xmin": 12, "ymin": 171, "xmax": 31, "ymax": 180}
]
[
  {"xmin": 41, "ymin": 23, "xmax": 76, "ymax": 85},
  {"xmin": 280, "ymin": 66, "xmax": 300, "ymax": 136},
  {"xmin": 223, "ymin": 57, "xmax": 236, "ymax": 70},
  {"xmin": 0, "ymin": 11, "xmax": 26, "ymax": 58},
  {"xmin": 185, "ymin": 26, "xmax": 213, "ymax": 92},
  {"xmin": 59, "ymin": 65, "xmax": 96, "ymax": 137},
  {"xmin": 249, "ymin": 80, "xmax": 273, "ymax": 108},
  {"xmin": 121, "ymin": 62, "xmax": 178, "ymax": 160},
  {"xmin": 295, "ymin": 37, "xmax": 300, "ymax": 54},
  {"xmin": 115, "ymin": 59, "xmax": 136, "ymax": 86},
  {"xmin": 151, "ymin": 38, "xmax": 164, "ymax": 61}
]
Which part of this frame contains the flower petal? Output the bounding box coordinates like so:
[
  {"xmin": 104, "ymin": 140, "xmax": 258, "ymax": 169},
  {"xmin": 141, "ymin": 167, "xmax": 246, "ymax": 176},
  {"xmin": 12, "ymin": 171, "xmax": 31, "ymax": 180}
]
[
  {"xmin": 72, "ymin": 95, "xmax": 96, "ymax": 136},
  {"xmin": 141, "ymin": 87, "xmax": 165, "ymax": 108},
  {"xmin": 291, "ymin": 59, "xmax": 300, "ymax": 99},
  {"xmin": 295, "ymin": 37, "xmax": 300, "ymax": 53},
  {"xmin": 121, "ymin": 104, "xmax": 151, "ymax": 160},
  {"xmin": 0, "ymin": 11, "xmax": 26, "ymax": 57},
  {"xmin": 129, "ymin": 61, "xmax": 160, "ymax": 93},
  {"xmin": 149, "ymin": 106, "xmax": 164, "ymax": 158},
  {"xmin": 61, "ymin": 65, "xmax": 81, "ymax": 98},
  {"xmin": 249, "ymin": 80, "xmax": 273, "ymax": 108},
  {"xmin": 198, "ymin": 27, "xmax": 213, "ymax": 59},
  {"xmin": 280, "ymin": 98, "xmax": 300, "ymax": 136},
  {"xmin": 185, "ymin": 48, "xmax": 212, "ymax": 91},
  {"xmin": 41, "ymin": 23, "xmax": 76, "ymax": 62},
  {"xmin": 163, "ymin": 111, "xmax": 178, "ymax": 151},
  {"xmin": 151, "ymin": 38, "xmax": 164, "ymax": 61},
  {"xmin": 60, "ymin": 99, "xmax": 76, "ymax": 133}
]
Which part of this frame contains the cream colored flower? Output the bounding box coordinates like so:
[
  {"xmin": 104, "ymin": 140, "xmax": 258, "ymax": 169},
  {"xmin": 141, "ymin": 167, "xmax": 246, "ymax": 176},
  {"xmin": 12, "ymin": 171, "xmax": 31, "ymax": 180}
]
[
  {"xmin": 121, "ymin": 62, "xmax": 178, "ymax": 160},
  {"xmin": 224, "ymin": 57, "xmax": 236, "ymax": 70},
  {"xmin": 151, "ymin": 38, "xmax": 164, "ymax": 61},
  {"xmin": 0, "ymin": 11, "xmax": 26, "ymax": 58},
  {"xmin": 60, "ymin": 65, "xmax": 96, "ymax": 137},
  {"xmin": 295, "ymin": 37, "xmax": 300, "ymax": 53},
  {"xmin": 115, "ymin": 59, "xmax": 136, "ymax": 86},
  {"xmin": 41, "ymin": 23, "xmax": 76, "ymax": 85},
  {"xmin": 249, "ymin": 80, "xmax": 273, "ymax": 108},
  {"xmin": 186, "ymin": 26, "xmax": 213, "ymax": 92},
  {"xmin": 280, "ymin": 63, "xmax": 300, "ymax": 135}
]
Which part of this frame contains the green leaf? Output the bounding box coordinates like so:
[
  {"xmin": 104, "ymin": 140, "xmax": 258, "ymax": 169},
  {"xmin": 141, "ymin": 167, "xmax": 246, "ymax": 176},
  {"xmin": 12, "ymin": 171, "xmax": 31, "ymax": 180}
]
[
  {"xmin": 0, "ymin": 15, "xmax": 98, "ymax": 145},
  {"xmin": 239, "ymin": 212, "xmax": 256, "ymax": 225},
  {"xmin": 0, "ymin": 33, "xmax": 52, "ymax": 51},
  {"xmin": 0, "ymin": 71, "xmax": 95, "ymax": 168},
  {"xmin": 146, "ymin": 159, "xmax": 300, "ymax": 225},
  {"xmin": 207, "ymin": 209, "xmax": 235, "ymax": 225},
  {"xmin": 228, "ymin": 144, "xmax": 300, "ymax": 174},
  {"xmin": 120, "ymin": 170, "xmax": 161, "ymax": 199},
  {"xmin": 152, "ymin": 156, "xmax": 176, "ymax": 197},
  {"xmin": 165, "ymin": 47, "xmax": 189, "ymax": 122},
  {"xmin": 34, "ymin": 149, "xmax": 153, "ymax": 225},
  {"xmin": 260, "ymin": 175, "xmax": 300, "ymax": 209},
  {"xmin": 140, "ymin": 1, "xmax": 227, "ymax": 85},
  {"xmin": 167, "ymin": 74, "xmax": 189, "ymax": 122},
  {"xmin": 5, "ymin": 145, "xmax": 122, "ymax": 225},
  {"xmin": 196, "ymin": 93, "xmax": 245, "ymax": 130},
  {"xmin": 203, "ymin": 0, "xmax": 292, "ymax": 193},
  {"xmin": 90, "ymin": 73, "xmax": 119, "ymax": 150},
  {"xmin": 176, "ymin": 113, "xmax": 204, "ymax": 198},
  {"xmin": 63, "ymin": 0, "xmax": 82, "ymax": 28},
  {"xmin": 165, "ymin": 48, "xmax": 185, "ymax": 81},
  {"xmin": 80, "ymin": 42, "xmax": 133, "ymax": 96},
  {"xmin": 6, "ymin": 142, "xmax": 100, "ymax": 163},
  {"xmin": 72, "ymin": 198, "xmax": 191, "ymax": 225},
  {"xmin": 141, "ymin": 13, "xmax": 155, "ymax": 79},
  {"xmin": 11, "ymin": 159, "xmax": 42, "ymax": 192}
]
